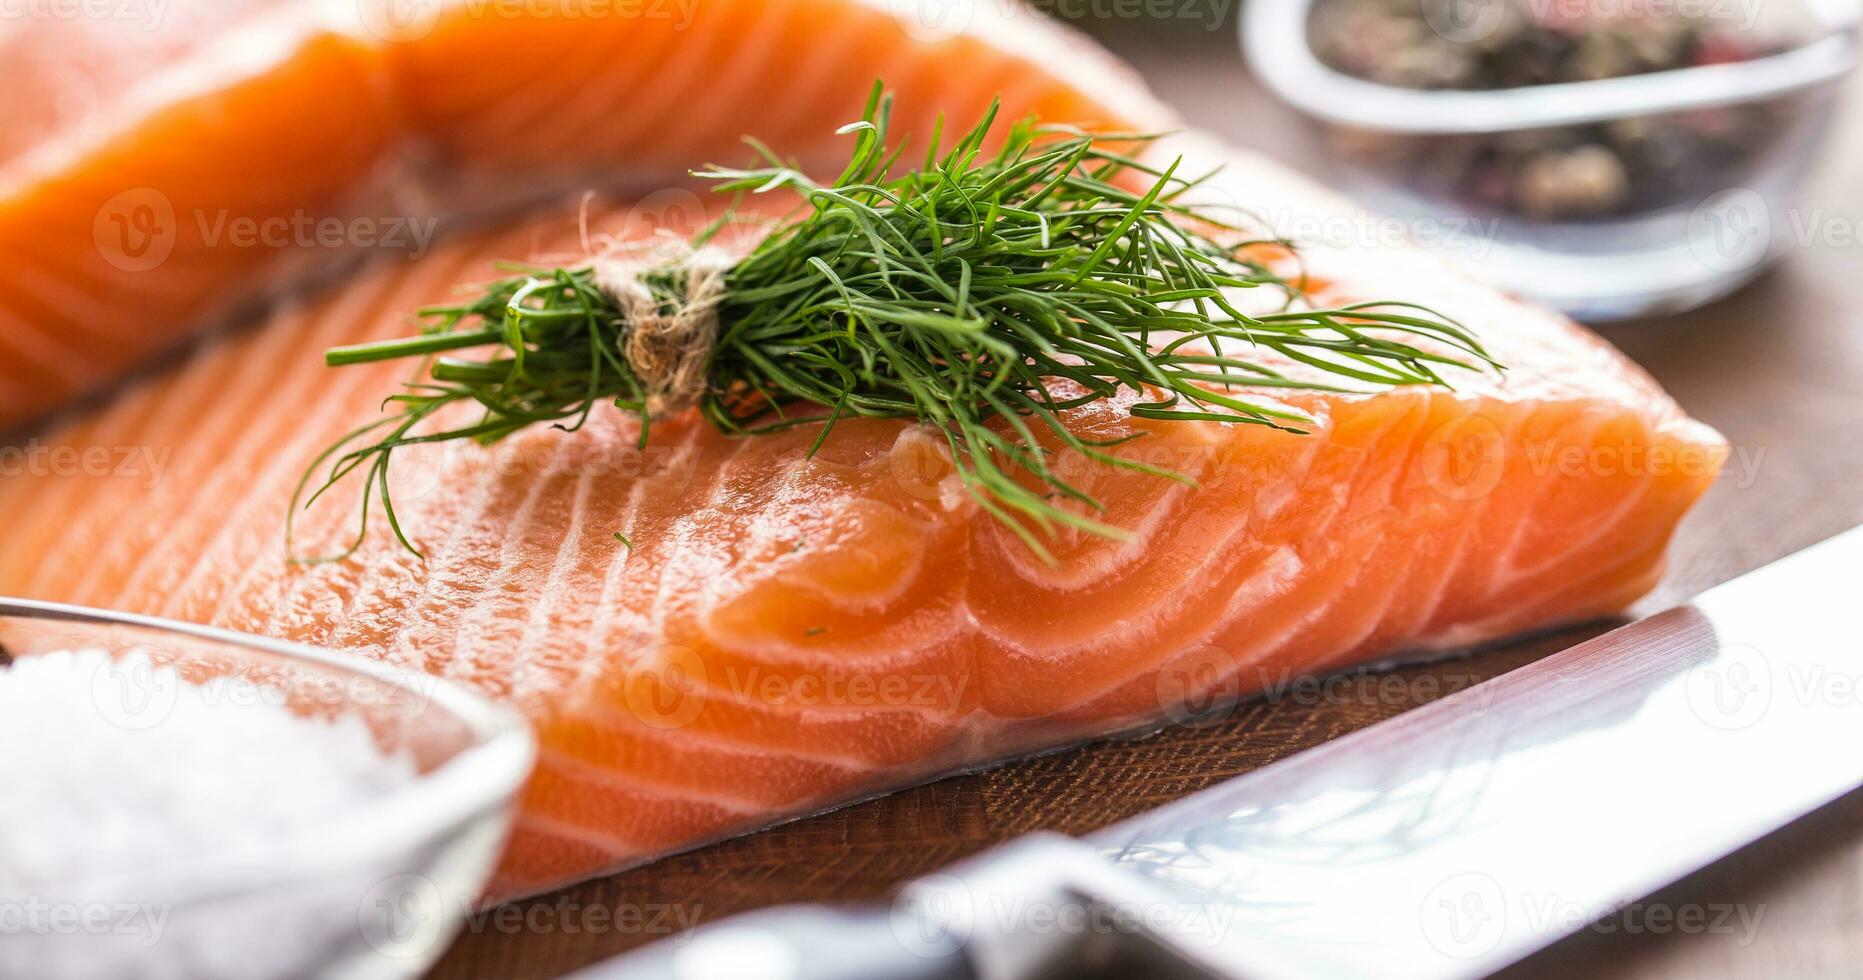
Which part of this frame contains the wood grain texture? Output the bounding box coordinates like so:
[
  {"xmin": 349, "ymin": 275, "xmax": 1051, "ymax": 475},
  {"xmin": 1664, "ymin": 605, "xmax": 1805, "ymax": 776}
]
[
  {"xmin": 435, "ymin": 26, "xmax": 1863, "ymax": 979},
  {"xmin": 433, "ymin": 633, "xmax": 1593, "ymax": 979}
]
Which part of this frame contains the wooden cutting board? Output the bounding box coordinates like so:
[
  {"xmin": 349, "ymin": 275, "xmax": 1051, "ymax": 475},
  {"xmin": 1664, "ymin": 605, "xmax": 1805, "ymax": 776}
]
[{"xmin": 434, "ymin": 30, "xmax": 1863, "ymax": 980}]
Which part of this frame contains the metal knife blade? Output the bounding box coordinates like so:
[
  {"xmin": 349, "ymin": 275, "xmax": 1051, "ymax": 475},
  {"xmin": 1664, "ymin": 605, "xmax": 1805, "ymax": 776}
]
[
  {"xmin": 577, "ymin": 527, "xmax": 1863, "ymax": 980},
  {"xmin": 1080, "ymin": 524, "xmax": 1863, "ymax": 978}
]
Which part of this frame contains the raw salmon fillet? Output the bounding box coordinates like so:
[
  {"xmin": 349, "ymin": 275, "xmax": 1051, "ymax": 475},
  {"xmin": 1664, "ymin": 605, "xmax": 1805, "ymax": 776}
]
[
  {"xmin": 0, "ymin": 128, "xmax": 1725, "ymax": 897},
  {"xmin": 0, "ymin": 0, "xmax": 1162, "ymax": 430}
]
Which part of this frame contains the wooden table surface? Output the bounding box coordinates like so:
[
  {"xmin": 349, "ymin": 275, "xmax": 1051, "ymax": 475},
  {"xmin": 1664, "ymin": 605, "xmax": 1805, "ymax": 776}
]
[{"xmin": 434, "ymin": 25, "xmax": 1863, "ymax": 980}]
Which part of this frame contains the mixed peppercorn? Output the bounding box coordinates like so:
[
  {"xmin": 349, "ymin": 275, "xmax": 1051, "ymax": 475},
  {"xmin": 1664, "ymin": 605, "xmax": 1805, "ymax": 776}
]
[{"xmin": 1308, "ymin": 0, "xmax": 1790, "ymax": 219}]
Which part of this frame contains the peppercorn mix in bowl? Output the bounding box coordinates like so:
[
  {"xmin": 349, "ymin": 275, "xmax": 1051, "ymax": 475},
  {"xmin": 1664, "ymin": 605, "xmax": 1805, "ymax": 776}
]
[{"xmin": 1245, "ymin": 0, "xmax": 1858, "ymax": 318}]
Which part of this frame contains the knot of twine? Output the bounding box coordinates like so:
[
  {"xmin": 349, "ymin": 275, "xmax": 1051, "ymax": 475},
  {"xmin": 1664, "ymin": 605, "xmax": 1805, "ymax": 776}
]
[{"xmin": 592, "ymin": 247, "xmax": 733, "ymax": 419}]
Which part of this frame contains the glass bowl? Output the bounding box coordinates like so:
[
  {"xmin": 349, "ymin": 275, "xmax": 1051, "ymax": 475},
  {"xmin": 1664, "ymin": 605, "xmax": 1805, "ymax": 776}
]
[
  {"xmin": 0, "ymin": 599, "xmax": 536, "ymax": 980},
  {"xmin": 1243, "ymin": 0, "xmax": 1860, "ymax": 319}
]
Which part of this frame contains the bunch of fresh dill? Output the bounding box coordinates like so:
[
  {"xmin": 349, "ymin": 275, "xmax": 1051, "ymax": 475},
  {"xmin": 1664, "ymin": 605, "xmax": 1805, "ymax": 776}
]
[{"xmin": 295, "ymin": 84, "xmax": 1495, "ymax": 562}]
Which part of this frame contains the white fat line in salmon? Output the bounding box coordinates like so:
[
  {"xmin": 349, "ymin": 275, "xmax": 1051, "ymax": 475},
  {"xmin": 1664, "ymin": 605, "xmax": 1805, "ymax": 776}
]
[
  {"xmin": 193, "ymin": 211, "xmax": 440, "ymax": 260},
  {"xmin": 723, "ymin": 666, "xmax": 971, "ymax": 713},
  {"xmin": 0, "ymin": 441, "xmax": 171, "ymax": 490},
  {"xmin": 0, "ymin": 0, "xmax": 168, "ymax": 31}
]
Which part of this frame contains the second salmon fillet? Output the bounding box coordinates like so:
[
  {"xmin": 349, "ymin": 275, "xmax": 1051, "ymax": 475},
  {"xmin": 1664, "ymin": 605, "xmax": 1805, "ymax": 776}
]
[{"xmin": 0, "ymin": 0, "xmax": 1163, "ymax": 429}]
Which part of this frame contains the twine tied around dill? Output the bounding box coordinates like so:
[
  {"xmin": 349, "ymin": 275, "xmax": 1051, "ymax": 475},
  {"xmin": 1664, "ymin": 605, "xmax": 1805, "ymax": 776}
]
[
  {"xmin": 591, "ymin": 245, "xmax": 733, "ymax": 418},
  {"xmin": 298, "ymin": 86, "xmax": 1497, "ymax": 567}
]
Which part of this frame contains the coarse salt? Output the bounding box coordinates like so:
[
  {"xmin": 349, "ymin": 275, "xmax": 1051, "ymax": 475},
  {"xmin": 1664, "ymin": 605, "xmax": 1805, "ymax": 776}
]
[{"xmin": 0, "ymin": 647, "xmax": 420, "ymax": 980}]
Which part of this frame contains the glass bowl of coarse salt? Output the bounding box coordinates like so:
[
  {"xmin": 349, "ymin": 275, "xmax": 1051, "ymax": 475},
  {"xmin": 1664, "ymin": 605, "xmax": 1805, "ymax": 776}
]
[{"xmin": 0, "ymin": 599, "xmax": 536, "ymax": 980}]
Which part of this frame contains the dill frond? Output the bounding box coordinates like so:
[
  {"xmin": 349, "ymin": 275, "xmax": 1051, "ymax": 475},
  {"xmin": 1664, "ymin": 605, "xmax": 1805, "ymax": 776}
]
[{"xmin": 293, "ymin": 83, "xmax": 1498, "ymax": 564}]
